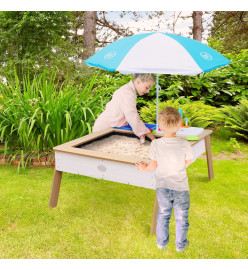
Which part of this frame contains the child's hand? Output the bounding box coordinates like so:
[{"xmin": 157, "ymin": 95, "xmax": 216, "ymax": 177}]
[
  {"xmin": 135, "ymin": 161, "xmax": 147, "ymax": 171},
  {"xmin": 139, "ymin": 135, "xmax": 145, "ymax": 144}
]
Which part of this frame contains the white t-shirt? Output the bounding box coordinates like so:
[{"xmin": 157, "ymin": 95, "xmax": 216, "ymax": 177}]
[{"xmin": 149, "ymin": 137, "xmax": 194, "ymax": 191}]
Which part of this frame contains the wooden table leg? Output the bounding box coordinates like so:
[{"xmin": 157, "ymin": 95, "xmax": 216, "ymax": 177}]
[
  {"xmin": 49, "ymin": 169, "xmax": 63, "ymax": 208},
  {"xmin": 150, "ymin": 195, "xmax": 158, "ymax": 235},
  {"xmin": 205, "ymin": 135, "xmax": 214, "ymax": 180}
]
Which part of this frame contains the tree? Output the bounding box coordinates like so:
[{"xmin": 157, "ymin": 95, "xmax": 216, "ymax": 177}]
[
  {"xmin": 209, "ymin": 11, "xmax": 248, "ymax": 53},
  {"xmin": 172, "ymin": 12, "xmax": 182, "ymax": 34},
  {"xmin": 192, "ymin": 11, "xmax": 203, "ymax": 41},
  {"xmin": 0, "ymin": 11, "xmax": 81, "ymax": 82},
  {"xmin": 82, "ymin": 11, "xmax": 137, "ymax": 59},
  {"xmin": 82, "ymin": 11, "xmax": 97, "ymax": 60},
  {"xmin": 81, "ymin": 11, "xmax": 168, "ymax": 59}
]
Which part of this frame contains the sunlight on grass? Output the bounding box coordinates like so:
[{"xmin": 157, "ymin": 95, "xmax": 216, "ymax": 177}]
[
  {"xmin": 204, "ymin": 127, "xmax": 248, "ymax": 158},
  {"xmin": 0, "ymin": 159, "xmax": 247, "ymax": 259}
]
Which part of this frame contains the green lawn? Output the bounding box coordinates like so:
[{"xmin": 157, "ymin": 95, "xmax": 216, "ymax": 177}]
[
  {"xmin": 0, "ymin": 157, "xmax": 247, "ymax": 259},
  {"xmin": 203, "ymin": 127, "xmax": 248, "ymax": 159}
]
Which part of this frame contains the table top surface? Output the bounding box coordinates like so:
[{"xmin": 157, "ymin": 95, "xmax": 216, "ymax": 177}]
[{"xmin": 53, "ymin": 128, "xmax": 212, "ymax": 165}]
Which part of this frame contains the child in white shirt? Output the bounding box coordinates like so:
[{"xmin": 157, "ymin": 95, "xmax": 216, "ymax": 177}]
[{"xmin": 136, "ymin": 107, "xmax": 193, "ymax": 252}]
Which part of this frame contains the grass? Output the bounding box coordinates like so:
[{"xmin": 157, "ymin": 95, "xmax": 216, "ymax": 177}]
[
  {"xmin": 204, "ymin": 126, "xmax": 248, "ymax": 158},
  {"xmin": 0, "ymin": 158, "xmax": 247, "ymax": 259}
]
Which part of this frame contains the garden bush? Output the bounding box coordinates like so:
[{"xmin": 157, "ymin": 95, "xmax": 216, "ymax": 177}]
[
  {"xmin": 152, "ymin": 49, "xmax": 248, "ymax": 107},
  {"xmin": 0, "ymin": 71, "xmax": 108, "ymax": 152},
  {"xmin": 139, "ymin": 99, "xmax": 220, "ymax": 129},
  {"xmin": 217, "ymin": 99, "xmax": 248, "ymax": 140}
]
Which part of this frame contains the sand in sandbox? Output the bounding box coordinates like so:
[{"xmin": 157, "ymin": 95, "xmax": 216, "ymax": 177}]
[{"xmin": 81, "ymin": 135, "xmax": 151, "ymax": 159}]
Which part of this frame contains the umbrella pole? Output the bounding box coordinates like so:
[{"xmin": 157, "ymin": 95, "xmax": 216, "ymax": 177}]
[{"xmin": 156, "ymin": 73, "xmax": 159, "ymax": 132}]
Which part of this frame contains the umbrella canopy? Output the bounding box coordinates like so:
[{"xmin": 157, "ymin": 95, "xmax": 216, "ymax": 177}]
[
  {"xmin": 85, "ymin": 32, "xmax": 231, "ymax": 75},
  {"xmin": 85, "ymin": 32, "xmax": 231, "ymax": 132}
]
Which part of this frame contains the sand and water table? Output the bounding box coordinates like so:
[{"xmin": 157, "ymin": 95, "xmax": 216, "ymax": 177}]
[{"xmin": 48, "ymin": 126, "xmax": 213, "ymax": 234}]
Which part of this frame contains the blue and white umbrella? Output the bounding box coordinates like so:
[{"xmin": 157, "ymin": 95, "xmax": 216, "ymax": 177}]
[{"xmin": 85, "ymin": 32, "xmax": 231, "ymax": 130}]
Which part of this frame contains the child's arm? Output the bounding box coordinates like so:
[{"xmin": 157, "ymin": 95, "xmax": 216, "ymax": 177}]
[
  {"xmin": 145, "ymin": 132, "xmax": 156, "ymax": 141},
  {"xmin": 184, "ymin": 140, "xmax": 193, "ymax": 166},
  {"xmin": 135, "ymin": 160, "xmax": 157, "ymax": 172},
  {"xmin": 185, "ymin": 159, "xmax": 192, "ymax": 165},
  {"xmin": 139, "ymin": 132, "xmax": 156, "ymax": 144}
]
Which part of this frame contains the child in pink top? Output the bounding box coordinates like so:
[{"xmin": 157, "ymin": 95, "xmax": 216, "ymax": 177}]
[{"xmin": 93, "ymin": 74, "xmax": 156, "ymax": 143}]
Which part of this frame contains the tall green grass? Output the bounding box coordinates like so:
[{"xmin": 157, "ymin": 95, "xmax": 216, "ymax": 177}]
[{"xmin": 0, "ymin": 71, "xmax": 105, "ymax": 152}]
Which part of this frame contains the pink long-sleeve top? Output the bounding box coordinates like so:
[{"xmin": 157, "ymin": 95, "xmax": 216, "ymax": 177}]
[{"xmin": 93, "ymin": 80, "xmax": 150, "ymax": 137}]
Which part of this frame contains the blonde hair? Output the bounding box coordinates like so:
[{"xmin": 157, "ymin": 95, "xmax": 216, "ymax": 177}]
[
  {"xmin": 132, "ymin": 73, "xmax": 156, "ymax": 83},
  {"xmin": 158, "ymin": 107, "xmax": 181, "ymax": 134}
]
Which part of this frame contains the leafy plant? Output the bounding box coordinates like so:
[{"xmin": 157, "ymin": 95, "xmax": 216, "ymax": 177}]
[
  {"xmin": 0, "ymin": 70, "xmax": 107, "ymax": 152},
  {"xmin": 139, "ymin": 99, "xmax": 220, "ymax": 128},
  {"xmin": 138, "ymin": 49, "xmax": 248, "ymax": 107},
  {"xmin": 0, "ymin": 11, "xmax": 89, "ymax": 83},
  {"xmin": 217, "ymin": 100, "xmax": 248, "ymax": 140},
  {"xmin": 226, "ymin": 138, "xmax": 241, "ymax": 153}
]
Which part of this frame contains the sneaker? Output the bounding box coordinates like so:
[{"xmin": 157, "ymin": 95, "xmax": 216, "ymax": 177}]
[
  {"xmin": 157, "ymin": 244, "xmax": 166, "ymax": 250},
  {"xmin": 176, "ymin": 240, "xmax": 189, "ymax": 252}
]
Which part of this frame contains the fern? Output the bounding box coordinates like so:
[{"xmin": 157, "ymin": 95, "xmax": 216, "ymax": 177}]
[{"xmin": 220, "ymin": 100, "xmax": 248, "ymax": 140}]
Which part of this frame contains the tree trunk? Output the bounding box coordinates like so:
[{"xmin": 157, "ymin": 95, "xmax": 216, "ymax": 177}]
[
  {"xmin": 82, "ymin": 11, "xmax": 97, "ymax": 60},
  {"xmin": 192, "ymin": 11, "xmax": 203, "ymax": 42}
]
